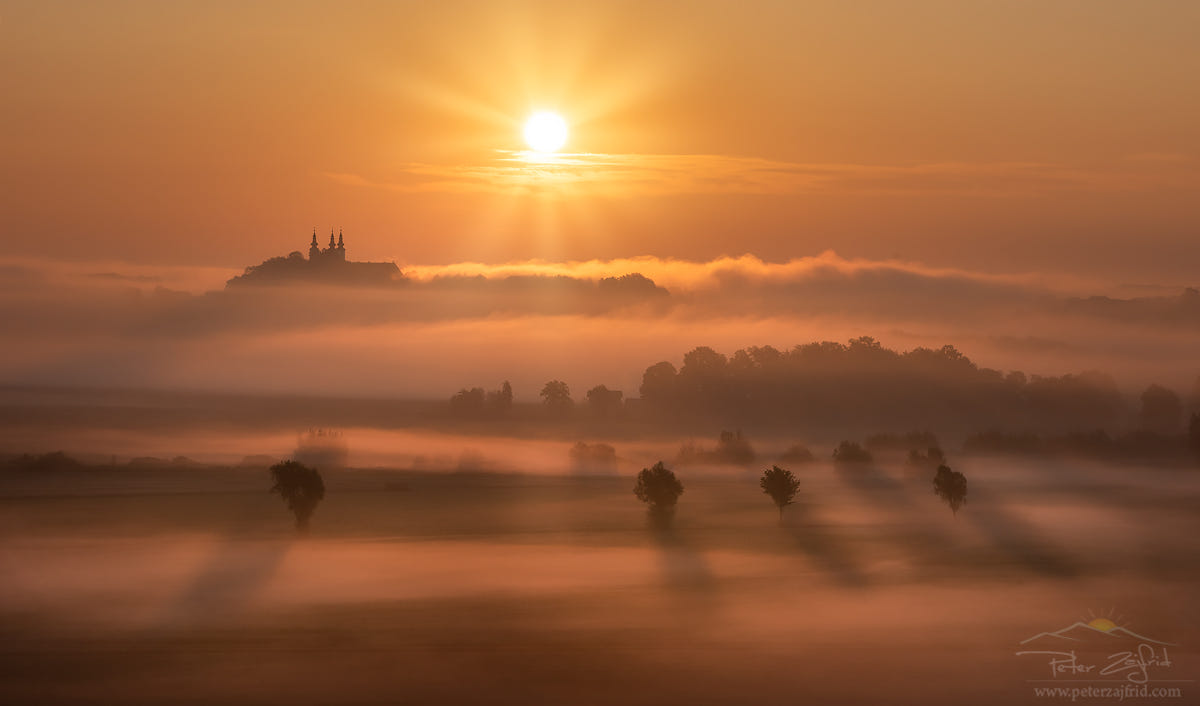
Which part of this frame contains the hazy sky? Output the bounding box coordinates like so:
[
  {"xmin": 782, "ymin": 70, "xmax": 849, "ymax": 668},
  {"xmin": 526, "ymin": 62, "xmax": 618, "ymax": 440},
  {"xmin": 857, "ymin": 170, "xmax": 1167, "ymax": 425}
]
[{"xmin": 2, "ymin": 1, "xmax": 1197, "ymax": 282}]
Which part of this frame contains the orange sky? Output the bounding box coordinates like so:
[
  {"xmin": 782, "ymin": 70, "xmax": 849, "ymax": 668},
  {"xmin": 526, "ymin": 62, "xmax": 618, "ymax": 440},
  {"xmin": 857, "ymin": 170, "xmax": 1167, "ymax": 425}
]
[{"xmin": 2, "ymin": 1, "xmax": 1198, "ymax": 282}]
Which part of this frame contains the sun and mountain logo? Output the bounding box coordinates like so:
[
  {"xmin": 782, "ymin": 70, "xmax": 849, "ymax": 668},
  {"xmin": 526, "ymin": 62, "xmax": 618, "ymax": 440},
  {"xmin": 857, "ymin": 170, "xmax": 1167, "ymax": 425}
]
[
  {"xmin": 1020, "ymin": 611, "xmax": 1176, "ymax": 648},
  {"xmin": 1015, "ymin": 611, "xmax": 1183, "ymax": 686}
]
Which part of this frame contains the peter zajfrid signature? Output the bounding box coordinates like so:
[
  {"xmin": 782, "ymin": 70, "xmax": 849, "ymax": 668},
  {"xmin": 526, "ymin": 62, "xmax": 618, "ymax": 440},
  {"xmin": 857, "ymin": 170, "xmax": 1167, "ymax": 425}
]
[{"xmin": 1016, "ymin": 644, "xmax": 1173, "ymax": 684}]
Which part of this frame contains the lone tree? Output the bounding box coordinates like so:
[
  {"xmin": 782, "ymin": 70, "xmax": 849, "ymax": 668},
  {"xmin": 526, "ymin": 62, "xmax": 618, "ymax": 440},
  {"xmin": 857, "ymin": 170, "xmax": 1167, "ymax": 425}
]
[
  {"xmin": 586, "ymin": 384, "xmax": 624, "ymax": 418},
  {"xmin": 760, "ymin": 465, "xmax": 801, "ymax": 522},
  {"xmin": 932, "ymin": 464, "xmax": 967, "ymax": 516},
  {"xmin": 634, "ymin": 461, "xmax": 684, "ymax": 527},
  {"xmin": 540, "ymin": 380, "xmax": 574, "ymax": 413},
  {"xmin": 269, "ymin": 460, "xmax": 326, "ymax": 532}
]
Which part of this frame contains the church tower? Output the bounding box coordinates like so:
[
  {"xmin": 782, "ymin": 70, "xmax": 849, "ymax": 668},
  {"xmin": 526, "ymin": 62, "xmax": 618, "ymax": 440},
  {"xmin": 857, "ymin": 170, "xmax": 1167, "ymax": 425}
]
[
  {"xmin": 309, "ymin": 228, "xmax": 320, "ymax": 260},
  {"xmin": 335, "ymin": 228, "xmax": 346, "ymax": 261}
]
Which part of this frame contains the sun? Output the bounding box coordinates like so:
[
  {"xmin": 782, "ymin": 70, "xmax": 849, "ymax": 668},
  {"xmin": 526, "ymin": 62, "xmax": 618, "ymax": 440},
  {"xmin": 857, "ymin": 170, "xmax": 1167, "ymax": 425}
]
[
  {"xmin": 523, "ymin": 111, "xmax": 568, "ymax": 153},
  {"xmin": 1087, "ymin": 618, "xmax": 1117, "ymax": 632}
]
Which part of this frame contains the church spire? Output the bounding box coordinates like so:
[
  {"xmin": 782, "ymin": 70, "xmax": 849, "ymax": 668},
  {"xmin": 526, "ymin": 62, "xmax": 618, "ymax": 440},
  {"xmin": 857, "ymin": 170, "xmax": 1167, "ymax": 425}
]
[
  {"xmin": 328, "ymin": 227, "xmax": 336, "ymax": 249},
  {"xmin": 337, "ymin": 228, "xmax": 344, "ymax": 249},
  {"xmin": 309, "ymin": 227, "xmax": 321, "ymax": 259}
]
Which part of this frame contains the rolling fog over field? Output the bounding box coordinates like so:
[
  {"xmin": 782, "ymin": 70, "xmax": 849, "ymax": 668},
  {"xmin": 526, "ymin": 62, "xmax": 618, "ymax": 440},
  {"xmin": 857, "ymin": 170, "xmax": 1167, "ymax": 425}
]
[
  {"xmin": 3, "ymin": 455, "xmax": 1198, "ymax": 705},
  {"xmin": 3, "ymin": 325, "xmax": 1198, "ymax": 705},
  {"xmin": 3, "ymin": 252, "xmax": 1200, "ymax": 398}
]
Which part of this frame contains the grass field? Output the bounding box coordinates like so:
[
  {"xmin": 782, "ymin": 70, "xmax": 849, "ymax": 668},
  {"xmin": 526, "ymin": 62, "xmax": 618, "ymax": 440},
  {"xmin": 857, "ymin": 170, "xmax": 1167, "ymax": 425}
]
[{"xmin": 2, "ymin": 455, "xmax": 1198, "ymax": 704}]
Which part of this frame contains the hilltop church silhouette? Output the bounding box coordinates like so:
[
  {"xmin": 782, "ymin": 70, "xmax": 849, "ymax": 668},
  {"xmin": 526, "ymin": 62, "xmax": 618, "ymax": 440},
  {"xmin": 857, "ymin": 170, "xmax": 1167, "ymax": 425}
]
[
  {"xmin": 226, "ymin": 228, "xmax": 402, "ymax": 287},
  {"xmin": 310, "ymin": 227, "xmax": 348, "ymax": 262}
]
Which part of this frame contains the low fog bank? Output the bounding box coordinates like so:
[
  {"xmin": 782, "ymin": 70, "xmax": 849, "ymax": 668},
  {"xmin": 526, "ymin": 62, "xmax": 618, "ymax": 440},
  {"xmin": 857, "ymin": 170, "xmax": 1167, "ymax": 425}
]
[
  {"xmin": 1, "ymin": 253, "xmax": 1199, "ymax": 400},
  {"xmin": 3, "ymin": 453, "xmax": 1198, "ymax": 582},
  {"xmin": 3, "ymin": 330, "xmax": 1198, "ymax": 469},
  {"xmin": 2, "ymin": 414, "xmax": 1197, "ymax": 487}
]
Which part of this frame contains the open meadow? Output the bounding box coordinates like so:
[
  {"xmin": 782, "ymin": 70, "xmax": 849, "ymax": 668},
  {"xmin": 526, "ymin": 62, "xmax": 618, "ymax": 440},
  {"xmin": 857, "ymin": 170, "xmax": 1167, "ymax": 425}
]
[{"xmin": 3, "ymin": 440, "xmax": 1197, "ymax": 705}]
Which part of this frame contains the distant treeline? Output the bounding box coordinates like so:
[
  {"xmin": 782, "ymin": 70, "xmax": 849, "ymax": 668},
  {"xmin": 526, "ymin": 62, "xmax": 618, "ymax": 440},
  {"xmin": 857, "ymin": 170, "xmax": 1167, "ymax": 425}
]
[
  {"xmin": 636, "ymin": 337, "xmax": 1195, "ymax": 435},
  {"xmin": 1, "ymin": 451, "xmax": 278, "ymax": 472},
  {"xmin": 448, "ymin": 337, "xmax": 1199, "ymax": 442}
]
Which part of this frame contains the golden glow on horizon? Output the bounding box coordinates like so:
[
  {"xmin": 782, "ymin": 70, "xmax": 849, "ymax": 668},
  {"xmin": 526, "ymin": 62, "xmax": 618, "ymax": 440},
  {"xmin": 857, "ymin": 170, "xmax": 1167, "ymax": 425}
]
[
  {"xmin": 2, "ymin": 3, "xmax": 1197, "ymax": 277},
  {"xmin": 523, "ymin": 112, "xmax": 568, "ymax": 153},
  {"xmin": 1087, "ymin": 618, "xmax": 1117, "ymax": 632}
]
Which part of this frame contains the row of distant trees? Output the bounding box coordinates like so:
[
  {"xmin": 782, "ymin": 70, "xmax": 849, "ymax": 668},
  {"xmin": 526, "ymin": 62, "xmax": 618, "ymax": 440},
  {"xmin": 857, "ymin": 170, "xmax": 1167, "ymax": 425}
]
[
  {"xmin": 449, "ymin": 381, "xmax": 514, "ymax": 418},
  {"xmin": 267, "ymin": 454, "xmax": 965, "ymax": 535},
  {"xmin": 449, "ymin": 379, "xmax": 624, "ymax": 419},
  {"xmin": 448, "ymin": 338, "xmax": 1200, "ymax": 436},
  {"xmin": 634, "ymin": 455, "xmax": 967, "ymax": 530}
]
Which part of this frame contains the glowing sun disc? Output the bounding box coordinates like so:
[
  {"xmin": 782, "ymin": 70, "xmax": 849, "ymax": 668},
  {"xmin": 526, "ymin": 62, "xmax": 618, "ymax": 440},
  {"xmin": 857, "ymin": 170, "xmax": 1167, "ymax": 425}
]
[{"xmin": 524, "ymin": 111, "xmax": 568, "ymax": 153}]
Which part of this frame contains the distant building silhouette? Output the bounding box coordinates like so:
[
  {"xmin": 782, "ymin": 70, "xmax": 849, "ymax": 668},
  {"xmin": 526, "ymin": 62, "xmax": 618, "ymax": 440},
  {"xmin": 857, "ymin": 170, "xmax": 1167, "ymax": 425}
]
[
  {"xmin": 227, "ymin": 228, "xmax": 402, "ymax": 287},
  {"xmin": 309, "ymin": 227, "xmax": 347, "ymax": 263}
]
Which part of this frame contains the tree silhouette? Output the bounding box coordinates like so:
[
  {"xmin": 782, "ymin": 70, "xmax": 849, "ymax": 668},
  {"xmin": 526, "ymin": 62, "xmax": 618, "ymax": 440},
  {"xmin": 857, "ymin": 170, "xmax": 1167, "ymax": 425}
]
[
  {"xmin": 586, "ymin": 384, "xmax": 624, "ymax": 418},
  {"xmin": 293, "ymin": 428, "xmax": 348, "ymax": 470},
  {"xmin": 486, "ymin": 380, "xmax": 513, "ymax": 416},
  {"xmin": 677, "ymin": 430, "xmax": 757, "ymax": 466},
  {"xmin": 639, "ymin": 361, "xmax": 678, "ymax": 407},
  {"xmin": 7, "ymin": 451, "xmax": 84, "ymax": 472},
  {"xmin": 833, "ymin": 440, "xmax": 873, "ymax": 465},
  {"xmin": 932, "ymin": 464, "xmax": 967, "ymax": 515},
  {"xmin": 450, "ymin": 387, "xmax": 487, "ymax": 417},
  {"xmin": 452, "ymin": 381, "xmax": 512, "ymax": 419},
  {"xmin": 540, "ymin": 380, "xmax": 574, "ymax": 412},
  {"xmin": 760, "ymin": 465, "xmax": 801, "ymax": 522},
  {"xmin": 269, "ymin": 460, "xmax": 326, "ymax": 532},
  {"xmin": 634, "ymin": 461, "xmax": 684, "ymax": 527},
  {"xmin": 569, "ymin": 441, "xmax": 618, "ymax": 474}
]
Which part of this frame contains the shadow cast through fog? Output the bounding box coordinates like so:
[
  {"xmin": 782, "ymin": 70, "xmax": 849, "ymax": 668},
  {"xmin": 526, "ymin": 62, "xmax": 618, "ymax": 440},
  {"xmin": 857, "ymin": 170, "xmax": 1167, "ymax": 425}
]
[
  {"xmin": 163, "ymin": 539, "xmax": 293, "ymax": 623},
  {"xmin": 835, "ymin": 464, "xmax": 1080, "ymax": 579},
  {"xmin": 960, "ymin": 492, "xmax": 1082, "ymax": 578},
  {"xmin": 780, "ymin": 496, "xmax": 871, "ymax": 587},
  {"xmin": 648, "ymin": 517, "xmax": 716, "ymax": 593}
]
